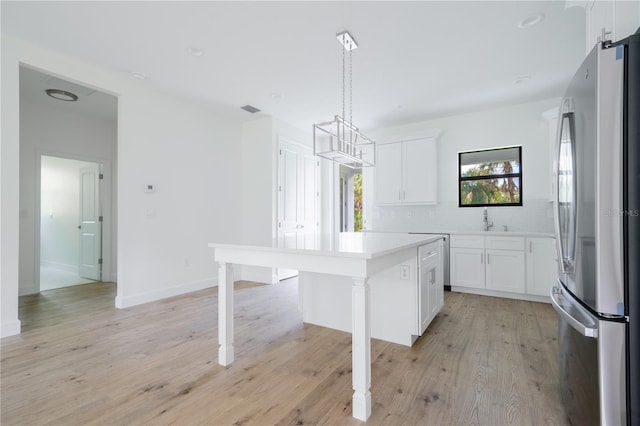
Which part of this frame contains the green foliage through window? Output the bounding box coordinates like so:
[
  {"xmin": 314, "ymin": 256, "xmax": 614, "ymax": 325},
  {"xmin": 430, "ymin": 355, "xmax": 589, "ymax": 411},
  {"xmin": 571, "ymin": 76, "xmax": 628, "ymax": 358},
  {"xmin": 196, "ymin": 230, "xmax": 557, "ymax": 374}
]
[
  {"xmin": 354, "ymin": 173, "xmax": 363, "ymax": 232},
  {"xmin": 459, "ymin": 147, "xmax": 522, "ymax": 207}
]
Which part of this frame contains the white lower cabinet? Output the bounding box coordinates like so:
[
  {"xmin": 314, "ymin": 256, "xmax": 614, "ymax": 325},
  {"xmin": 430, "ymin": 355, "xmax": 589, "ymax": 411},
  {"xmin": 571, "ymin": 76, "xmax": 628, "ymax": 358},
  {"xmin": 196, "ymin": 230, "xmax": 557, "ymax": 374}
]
[
  {"xmin": 485, "ymin": 249, "xmax": 525, "ymax": 293},
  {"xmin": 419, "ymin": 240, "xmax": 444, "ymax": 334},
  {"xmin": 450, "ymin": 247, "xmax": 485, "ymax": 289},
  {"xmin": 450, "ymin": 234, "xmax": 526, "ymax": 296},
  {"xmin": 525, "ymin": 237, "xmax": 557, "ymax": 296}
]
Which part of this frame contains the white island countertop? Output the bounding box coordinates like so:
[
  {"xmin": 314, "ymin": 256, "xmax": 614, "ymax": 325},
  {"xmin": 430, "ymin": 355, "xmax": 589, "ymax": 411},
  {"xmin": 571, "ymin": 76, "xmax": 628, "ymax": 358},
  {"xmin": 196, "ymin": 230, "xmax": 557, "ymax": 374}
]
[
  {"xmin": 209, "ymin": 232, "xmax": 446, "ymax": 260},
  {"xmin": 208, "ymin": 232, "xmax": 444, "ymax": 422}
]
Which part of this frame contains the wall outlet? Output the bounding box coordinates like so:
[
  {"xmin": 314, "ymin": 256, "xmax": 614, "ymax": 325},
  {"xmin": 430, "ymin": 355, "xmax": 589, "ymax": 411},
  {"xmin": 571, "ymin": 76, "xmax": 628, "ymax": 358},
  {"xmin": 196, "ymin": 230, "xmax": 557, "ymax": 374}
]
[{"xmin": 400, "ymin": 264, "xmax": 410, "ymax": 280}]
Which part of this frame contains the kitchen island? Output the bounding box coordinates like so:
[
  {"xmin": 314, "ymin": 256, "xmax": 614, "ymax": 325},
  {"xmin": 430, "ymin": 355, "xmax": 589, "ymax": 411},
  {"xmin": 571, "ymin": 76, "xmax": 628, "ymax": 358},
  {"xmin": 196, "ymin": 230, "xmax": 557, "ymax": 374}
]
[{"xmin": 208, "ymin": 232, "xmax": 444, "ymax": 421}]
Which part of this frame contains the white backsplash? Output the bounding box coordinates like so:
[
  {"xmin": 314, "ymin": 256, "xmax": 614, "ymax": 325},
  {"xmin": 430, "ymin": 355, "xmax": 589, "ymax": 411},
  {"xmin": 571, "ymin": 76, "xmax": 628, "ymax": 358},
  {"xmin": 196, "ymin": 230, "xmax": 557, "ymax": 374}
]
[{"xmin": 367, "ymin": 198, "xmax": 554, "ymax": 234}]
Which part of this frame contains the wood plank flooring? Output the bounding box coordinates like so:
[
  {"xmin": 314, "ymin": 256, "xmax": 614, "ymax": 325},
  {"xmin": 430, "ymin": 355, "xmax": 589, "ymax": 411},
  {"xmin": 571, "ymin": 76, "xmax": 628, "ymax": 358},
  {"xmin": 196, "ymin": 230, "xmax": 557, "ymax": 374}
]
[{"xmin": 1, "ymin": 280, "xmax": 568, "ymax": 425}]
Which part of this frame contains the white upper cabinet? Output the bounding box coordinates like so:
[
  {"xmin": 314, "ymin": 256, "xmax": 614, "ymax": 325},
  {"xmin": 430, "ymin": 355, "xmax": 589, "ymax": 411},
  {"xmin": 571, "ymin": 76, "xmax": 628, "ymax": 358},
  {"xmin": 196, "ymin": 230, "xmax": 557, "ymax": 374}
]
[
  {"xmin": 586, "ymin": 0, "xmax": 640, "ymax": 54},
  {"xmin": 375, "ymin": 143, "xmax": 403, "ymax": 204},
  {"xmin": 375, "ymin": 137, "xmax": 438, "ymax": 205}
]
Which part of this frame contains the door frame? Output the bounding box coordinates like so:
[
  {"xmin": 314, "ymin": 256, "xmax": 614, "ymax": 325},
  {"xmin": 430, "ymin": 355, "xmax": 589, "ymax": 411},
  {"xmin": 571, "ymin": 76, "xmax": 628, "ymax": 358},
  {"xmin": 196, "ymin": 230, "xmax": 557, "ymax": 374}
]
[{"xmin": 35, "ymin": 150, "xmax": 113, "ymax": 292}]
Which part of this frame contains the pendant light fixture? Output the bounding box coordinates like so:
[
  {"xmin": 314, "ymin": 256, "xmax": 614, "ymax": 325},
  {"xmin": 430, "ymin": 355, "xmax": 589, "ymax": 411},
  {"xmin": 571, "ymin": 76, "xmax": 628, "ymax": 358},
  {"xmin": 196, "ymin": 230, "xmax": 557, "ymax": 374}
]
[{"xmin": 313, "ymin": 31, "xmax": 375, "ymax": 169}]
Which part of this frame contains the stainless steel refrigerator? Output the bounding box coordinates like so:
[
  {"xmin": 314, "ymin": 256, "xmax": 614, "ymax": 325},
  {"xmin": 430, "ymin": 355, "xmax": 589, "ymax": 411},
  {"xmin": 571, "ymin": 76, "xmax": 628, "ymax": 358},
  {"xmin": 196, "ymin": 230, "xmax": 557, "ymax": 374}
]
[{"xmin": 550, "ymin": 30, "xmax": 639, "ymax": 426}]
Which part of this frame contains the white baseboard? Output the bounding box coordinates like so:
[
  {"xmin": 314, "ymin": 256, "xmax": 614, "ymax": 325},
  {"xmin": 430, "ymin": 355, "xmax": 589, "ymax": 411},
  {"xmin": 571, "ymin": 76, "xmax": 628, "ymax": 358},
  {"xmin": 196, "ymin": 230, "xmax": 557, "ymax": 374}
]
[
  {"xmin": 450, "ymin": 286, "xmax": 550, "ymax": 304},
  {"xmin": 115, "ymin": 278, "xmax": 215, "ymax": 309},
  {"xmin": 19, "ymin": 284, "xmax": 39, "ymax": 296},
  {"xmin": 1, "ymin": 319, "xmax": 21, "ymax": 337}
]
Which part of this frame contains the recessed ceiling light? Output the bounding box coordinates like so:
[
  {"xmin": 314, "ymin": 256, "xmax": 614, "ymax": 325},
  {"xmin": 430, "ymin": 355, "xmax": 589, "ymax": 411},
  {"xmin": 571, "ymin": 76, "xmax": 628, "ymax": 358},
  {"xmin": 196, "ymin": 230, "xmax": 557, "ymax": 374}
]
[
  {"xmin": 130, "ymin": 71, "xmax": 147, "ymax": 80},
  {"xmin": 187, "ymin": 46, "xmax": 204, "ymax": 57},
  {"xmin": 518, "ymin": 13, "xmax": 545, "ymax": 29},
  {"xmin": 515, "ymin": 76, "xmax": 532, "ymax": 84},
  {"xmin": 270, "ymin": 93, "xmax": 282, "ymax": 99},
  {"xmin": 45, "ymin": 88, "xmax": 78, "ymax": 102}
]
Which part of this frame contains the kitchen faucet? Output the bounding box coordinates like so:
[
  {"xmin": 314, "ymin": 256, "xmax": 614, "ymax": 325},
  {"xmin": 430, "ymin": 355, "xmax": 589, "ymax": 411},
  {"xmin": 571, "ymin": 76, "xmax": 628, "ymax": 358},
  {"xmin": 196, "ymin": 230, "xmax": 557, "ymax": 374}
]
[{"xmin": 483, "ymin": 207, "xmax": 494, "ymax": 231}]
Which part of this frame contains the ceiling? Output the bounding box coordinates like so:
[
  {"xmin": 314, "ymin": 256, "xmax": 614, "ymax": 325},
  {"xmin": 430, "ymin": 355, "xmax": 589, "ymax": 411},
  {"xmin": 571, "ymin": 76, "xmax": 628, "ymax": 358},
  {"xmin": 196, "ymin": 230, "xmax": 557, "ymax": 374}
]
[
  {"xmin": 20, "ymin": 66, "xmax": 118, "ymax": 122},
  {"xmin": 2, "ymin": 1, "xmax": 586, "ymax": 132}
]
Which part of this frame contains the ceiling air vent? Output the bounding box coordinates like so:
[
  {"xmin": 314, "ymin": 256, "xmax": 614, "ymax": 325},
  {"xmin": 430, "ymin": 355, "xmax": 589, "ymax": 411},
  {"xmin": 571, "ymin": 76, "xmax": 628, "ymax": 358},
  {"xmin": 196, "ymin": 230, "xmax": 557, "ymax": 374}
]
[{"xmin": 241, "ymin": 104, "xmax": 261, "ymax": 114}]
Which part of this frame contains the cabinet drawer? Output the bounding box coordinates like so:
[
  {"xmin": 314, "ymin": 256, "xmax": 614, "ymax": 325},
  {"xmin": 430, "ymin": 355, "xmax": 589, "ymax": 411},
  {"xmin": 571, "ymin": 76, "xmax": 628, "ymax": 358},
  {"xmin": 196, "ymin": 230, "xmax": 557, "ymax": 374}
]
[
  {"xmin": 450, "ymin": 235, "xmax": 484, "ymax": 249},
  {"xmin": 485, "ymin": 236, "xmax": 524, "ymax": 251},
  {"xmin": 419, "ymin": 241, "xmax": 441, "ymax": 262}
]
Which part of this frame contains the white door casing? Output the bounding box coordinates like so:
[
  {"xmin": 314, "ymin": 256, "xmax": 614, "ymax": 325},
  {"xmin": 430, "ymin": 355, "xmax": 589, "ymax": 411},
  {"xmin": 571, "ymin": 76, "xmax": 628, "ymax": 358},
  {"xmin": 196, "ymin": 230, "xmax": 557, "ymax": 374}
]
[{"xmin": 78, "ymin": 164, "xmax": 102, "ymax": 280}]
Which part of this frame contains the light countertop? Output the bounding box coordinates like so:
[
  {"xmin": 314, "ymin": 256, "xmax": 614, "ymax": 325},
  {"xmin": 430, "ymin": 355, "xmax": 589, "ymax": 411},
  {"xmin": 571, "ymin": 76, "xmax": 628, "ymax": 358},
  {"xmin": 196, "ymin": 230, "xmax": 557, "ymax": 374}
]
[
  {"xmin": 209, "ymin": 232, "xmax": 445, "ymax": 259},
  {"xmin": 366, "ymin": 230, "xmax": 555, "ymax": 238}
]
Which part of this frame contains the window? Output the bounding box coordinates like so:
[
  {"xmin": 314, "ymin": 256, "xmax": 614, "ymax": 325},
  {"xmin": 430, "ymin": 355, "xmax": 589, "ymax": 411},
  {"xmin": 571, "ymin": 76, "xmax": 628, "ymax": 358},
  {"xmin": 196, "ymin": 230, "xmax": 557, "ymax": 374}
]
[{"xmin": 458, "ymin": 146, "xmax": 522, "ymax": 207}]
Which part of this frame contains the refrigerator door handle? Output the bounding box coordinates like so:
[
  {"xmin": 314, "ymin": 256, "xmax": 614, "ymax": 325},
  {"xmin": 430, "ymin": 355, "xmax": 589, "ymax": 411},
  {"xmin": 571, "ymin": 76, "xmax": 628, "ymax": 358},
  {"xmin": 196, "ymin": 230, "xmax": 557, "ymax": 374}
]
[
  {"xmin": 555, "ymin": 111, "xmax": 578, "ymax": 274},
  {"xmin": 550, "ymin": 286, "xmax": 598, "ymax": 338}
]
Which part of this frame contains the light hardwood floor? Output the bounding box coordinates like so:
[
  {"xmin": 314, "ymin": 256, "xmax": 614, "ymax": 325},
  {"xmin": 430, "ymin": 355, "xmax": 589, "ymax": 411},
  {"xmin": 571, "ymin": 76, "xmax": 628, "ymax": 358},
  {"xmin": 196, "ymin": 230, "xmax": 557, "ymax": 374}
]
[{"xmin": 1, "ymin": 279, "xmax": 568, "ymax": 425}]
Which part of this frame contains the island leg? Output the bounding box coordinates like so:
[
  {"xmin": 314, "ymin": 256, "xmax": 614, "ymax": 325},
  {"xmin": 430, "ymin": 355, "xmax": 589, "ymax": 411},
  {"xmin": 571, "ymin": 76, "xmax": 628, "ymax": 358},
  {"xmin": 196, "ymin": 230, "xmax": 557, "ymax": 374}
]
[
  {"xmin": 218, "ymin": 262, "xmax": 234, "ymax": 366},
  {"xmin": 351, "ymin": 277, "xmax": 372, "ymax": 421}
]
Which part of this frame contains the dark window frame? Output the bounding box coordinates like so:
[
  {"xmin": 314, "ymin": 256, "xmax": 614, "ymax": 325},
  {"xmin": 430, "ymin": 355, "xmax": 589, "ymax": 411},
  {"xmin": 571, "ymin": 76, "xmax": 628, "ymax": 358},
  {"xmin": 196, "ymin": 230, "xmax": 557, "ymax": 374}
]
[{"xmin": 458, "ymin": 146, "xmax": 523, "ymax": 208}]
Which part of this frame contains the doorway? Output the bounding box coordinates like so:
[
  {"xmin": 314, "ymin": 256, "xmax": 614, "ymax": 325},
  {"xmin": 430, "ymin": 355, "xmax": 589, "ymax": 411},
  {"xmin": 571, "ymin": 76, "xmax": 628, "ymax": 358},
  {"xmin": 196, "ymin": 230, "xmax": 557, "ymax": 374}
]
[
  {"xmin": 39, "ymin": 155, "xmax": 103, "ymax": 290},
  {"xmin": 340, "ymin": 165, "xmax": 363, "ymax": 232}
]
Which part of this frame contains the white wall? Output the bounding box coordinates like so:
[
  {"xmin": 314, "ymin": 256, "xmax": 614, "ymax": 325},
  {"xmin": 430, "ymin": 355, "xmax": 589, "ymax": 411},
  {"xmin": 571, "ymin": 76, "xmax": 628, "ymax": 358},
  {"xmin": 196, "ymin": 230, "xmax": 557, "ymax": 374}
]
[
  {"xmin": 1, "ymin": 36, "xmax": 244, "ymax": 336},
  {"xmin": 364, "ymin": 98, "xmax": 560, "ymax": 234},
  {"xmin": 40, "ymin": 156, "xmax": 96, "ymax": 273},
  {"xmin": 19, "ymin": 98, "xmax": 117, "ymax": 295}
]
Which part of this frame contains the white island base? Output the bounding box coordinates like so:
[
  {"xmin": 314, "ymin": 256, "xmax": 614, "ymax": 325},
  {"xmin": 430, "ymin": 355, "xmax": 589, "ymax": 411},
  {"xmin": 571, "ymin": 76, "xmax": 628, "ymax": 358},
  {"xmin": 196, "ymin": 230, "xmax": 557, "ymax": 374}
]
[
  {"xmin": 301, "ymin": 261, "xmax": 420, "ymax": 347},
  {"xmin": 209, "ymin": 232, "xmax": 444, "ymax": 421}
]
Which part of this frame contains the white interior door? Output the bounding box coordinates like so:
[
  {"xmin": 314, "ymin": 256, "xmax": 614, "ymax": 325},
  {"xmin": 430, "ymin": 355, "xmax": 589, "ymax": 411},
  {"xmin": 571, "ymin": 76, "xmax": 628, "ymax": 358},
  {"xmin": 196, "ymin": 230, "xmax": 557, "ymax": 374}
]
[
  {"xmin": 279, "ymin": 145, "xmax": 300, "ymax": 250},
  {"xmin": 298, "ymin": 153, "xmax": 318, "ymax": 249},
  {"xmin": 78, "ymin": 164, "xmax": 102, "ymax": 280},
  {"xmin": 277, "ymin": 140, "xmax": 318, "ymax": 280}
]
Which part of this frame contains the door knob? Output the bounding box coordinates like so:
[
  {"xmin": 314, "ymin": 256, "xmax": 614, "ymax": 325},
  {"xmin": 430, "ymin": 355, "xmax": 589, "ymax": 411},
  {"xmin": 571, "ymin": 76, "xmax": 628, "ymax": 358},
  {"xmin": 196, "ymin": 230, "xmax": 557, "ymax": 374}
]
[{"xmin": 77, "ymin": 225, "xmax": 82, "ymax": 229}]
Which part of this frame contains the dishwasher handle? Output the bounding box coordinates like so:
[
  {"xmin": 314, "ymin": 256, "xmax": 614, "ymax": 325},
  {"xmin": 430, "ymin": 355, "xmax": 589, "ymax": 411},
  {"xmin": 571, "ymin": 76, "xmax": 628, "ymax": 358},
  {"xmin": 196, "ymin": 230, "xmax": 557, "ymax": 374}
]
[{"xmin": 550, "ymin": 286, "xmax": 598, "ymax": 338}]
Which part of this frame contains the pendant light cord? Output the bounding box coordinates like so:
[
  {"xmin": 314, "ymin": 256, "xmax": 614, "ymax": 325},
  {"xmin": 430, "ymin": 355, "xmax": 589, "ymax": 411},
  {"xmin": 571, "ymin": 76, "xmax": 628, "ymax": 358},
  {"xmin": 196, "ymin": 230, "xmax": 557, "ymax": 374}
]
[
  {"xmin": 350, "ymin": 45, "xmax": 353, "ymax": 147},
  {"xmin": 342, "ymin": 34, "xmax": 346, "ymax": 124}
]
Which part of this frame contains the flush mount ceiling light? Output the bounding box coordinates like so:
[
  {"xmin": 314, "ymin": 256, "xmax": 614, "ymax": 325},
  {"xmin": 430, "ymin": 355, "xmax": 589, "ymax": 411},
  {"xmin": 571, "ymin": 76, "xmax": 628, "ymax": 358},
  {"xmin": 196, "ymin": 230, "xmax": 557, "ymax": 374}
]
[
  {"xmin": 130, "ymin": 71, "xmax": 147, "ymax": 80},
  {"xmin": 187, "ymin": 46, "xmax": 204, "ymax": 57},
  {"xmin": 45, "ymin": 88, "xmax": 78, "ymax": 102},
  {"xmin": 313, "ymin": 31, "xmax": 375, "ymax": 169},
  {"xmin": 517, "ymin": 13, "xmax": 545, "ymax": 29},
  {"xmin": 515, "ymin": 75, "xmax": 532, "ymax": 84}
]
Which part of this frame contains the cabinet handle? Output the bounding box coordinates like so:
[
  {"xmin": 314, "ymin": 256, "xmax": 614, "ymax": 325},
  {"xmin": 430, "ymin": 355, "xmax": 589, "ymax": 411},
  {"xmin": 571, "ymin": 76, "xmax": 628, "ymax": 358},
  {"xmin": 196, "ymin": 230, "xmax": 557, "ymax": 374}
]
[
  {"xmin": 399, "ymin": 191, "xmax": 402, "ymax": 201},
  {"xmin": 487, "ymin": 253, "xmax": 490, "ymax": 264},
  {"xmin": 529, "ymin": 241, "xmax": 532, "ymax": 253},
  {"xmin": 481, "ymin": 253, "xmax": 484, "ymax": 264}
]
